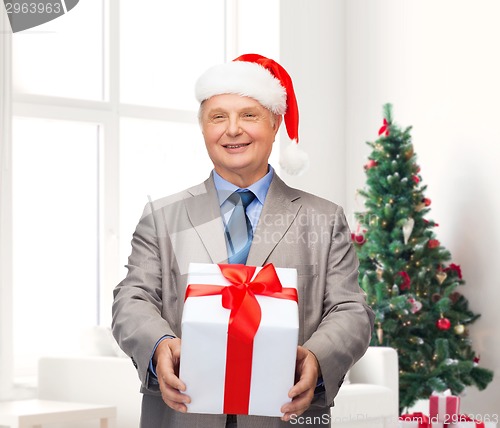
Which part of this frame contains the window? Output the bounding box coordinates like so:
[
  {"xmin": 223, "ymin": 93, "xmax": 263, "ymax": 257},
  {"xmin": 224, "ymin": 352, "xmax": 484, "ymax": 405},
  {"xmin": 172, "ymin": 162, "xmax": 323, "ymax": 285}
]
[
  {"xmin": 12, "ymin": 118, "xmax": 100, "ymax": 379},
  {"xmin": 0, "ymin": 0, "xmax": 279, "ymax": 396},
  {"xmin": 118, "ymin": 118, "xmax": 213, "ymax": 267}
]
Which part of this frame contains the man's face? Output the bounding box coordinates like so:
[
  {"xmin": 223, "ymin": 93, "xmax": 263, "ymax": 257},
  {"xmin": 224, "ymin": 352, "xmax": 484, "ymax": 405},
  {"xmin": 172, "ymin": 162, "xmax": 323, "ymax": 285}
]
[{"xmin": 200, "ymin": 94, "xmax": 282, "ymax": 187}]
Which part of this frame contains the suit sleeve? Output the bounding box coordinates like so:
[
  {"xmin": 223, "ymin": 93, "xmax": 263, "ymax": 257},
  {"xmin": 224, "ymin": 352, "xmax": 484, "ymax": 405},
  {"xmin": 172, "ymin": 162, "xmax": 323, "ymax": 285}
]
[
  {"xmin": 302, "ymin": 205, "xmax": 375, "ymax": 407},
  {"xmin": 112, "ymin": 202, "xmax": 175, "ymax": 389}
]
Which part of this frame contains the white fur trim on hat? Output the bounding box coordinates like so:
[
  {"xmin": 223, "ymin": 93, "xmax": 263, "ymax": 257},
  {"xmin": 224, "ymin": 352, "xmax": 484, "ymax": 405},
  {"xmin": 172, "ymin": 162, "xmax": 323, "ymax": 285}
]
[
  {"xmin": 279, "ymin": 141, "xmax": 309, "ymax": 176},
  {"xmin": 195, "ymin": 61, "xmax": 287, "ymax": 115}
]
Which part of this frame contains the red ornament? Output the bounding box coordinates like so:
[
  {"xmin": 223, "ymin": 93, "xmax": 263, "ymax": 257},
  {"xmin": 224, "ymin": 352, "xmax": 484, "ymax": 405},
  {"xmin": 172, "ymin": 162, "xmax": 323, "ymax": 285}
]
[
  {"xmin": 412, "ymin": 175, "xmax": 420, "ymax": 184},
  {"xmin": 378, "ymin": 118, "xmax": 390, "ymax": 136},
  {"xmin": 444, "ymin": 263, "xmax": 463, "ymax": 279},
  {"xmin": 423, "ymin": 198, "xmax": 431, "ymax": 206},
  {"xmin": 364, "ymin": 159, "xmax": 378, "ymax": 170},
  {"xmin": 351, "ymin": 232, "xmax": 366, "ymax": 245},
  {"xmin": 428, "ymin": 239, "xmax": 440, "ymax": 249},
  {"xmin": 396, "ymin": 271, "xmax": 411, "ymax": 290},
  {"xmin": 473, "ymin": 355, "xmax": 480, "ymax": 365},
  {"xmin": 436, "ymin": 317, "xmax": 451, "ymax": 330},
  {"xmin": 351, "ymin": 225, "xmax": 367, "ymax": 245}
]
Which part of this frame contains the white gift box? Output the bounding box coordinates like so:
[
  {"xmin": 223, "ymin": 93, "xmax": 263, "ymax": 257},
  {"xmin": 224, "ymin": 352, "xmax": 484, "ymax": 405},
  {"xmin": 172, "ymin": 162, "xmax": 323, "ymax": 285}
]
[
  {"xmin": 398, "ymin": 422, "xmax": 445, "ymax": 428},
  {"xmin": 179, "ymin": 263, "xmax": 299, "ymax": 417},
  {"xmin": 449, "ymin": 422, "xmax": 497, "ymax": 428},
  {"xmin": 398, "ymin": 421, "xmax": 497, "ymax": 428},
  {"xmin": 398, "ymin": 414, "xmax": 445, "ymax": 428}
]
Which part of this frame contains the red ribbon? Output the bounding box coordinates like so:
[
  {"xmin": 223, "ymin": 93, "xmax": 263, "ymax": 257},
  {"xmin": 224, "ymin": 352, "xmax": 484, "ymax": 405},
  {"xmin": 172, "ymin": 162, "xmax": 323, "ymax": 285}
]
[
  {"xmin": 185, "ymin": 263, "xmax": 298, "ymax": 414},
  {"xmin": 400, "ymin": 412, "xmax": 431, "ymax": 428},
  {"xmin": 379, "ymin": 118, "xmax": 390, "ymax": 136}
]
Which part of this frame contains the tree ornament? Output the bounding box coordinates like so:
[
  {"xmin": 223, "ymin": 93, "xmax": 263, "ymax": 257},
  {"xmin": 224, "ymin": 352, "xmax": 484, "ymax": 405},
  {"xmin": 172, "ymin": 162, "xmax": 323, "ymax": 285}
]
[
  {"xmin": 351, "ymin": 232, "xmax": 366, "ymax": 245},
  {"xmin": 404, "ymin": 145, "xmax": 414, "ymax": 160},
  {"xmin": 436, "ymin": 271, "xmax": 447, "ymax": 285},
  {"xmin": 436, "ymin": 316, "xmax": 451, "ymax": 330},
  {"xmin": 391, "ymin": 284, "xmax": 399, "ymax": 295},
  {"xmin": 364, "ymin": 159, "xmax": 378, "ymax": 170},
  {"xmin": 351, "ymin": 225, "xmax": 366, "ymax": 245},
  {"xmin": 376, "ymin": 266, "xmax": 384, "ymax": 281},
  {"xmin": 428, "ymin": 239, "xmax": 440, "ymax": 249},
  {"xmin": 423, "ymin": 198, "xmax": 432, "ymax": 207},
  {"xmin": 412, "ymin": 175, "xmax": 420, "ymax": 184},
  {"xmin": 402, "ymin": 218, "xmax": 415, "ymax": 244},
  {"xmin": 408, "ymin": 297, "xmax": 422, "ymax": 314},
  {"xmin": 377, "ymin": 324, "xmax": 384, "ymax": 344},
  {"xmin": 431, "ymin": 293, "xmax": 442, "ymax": 303},
  {"xmin": 473, "ymin": 355, "xmax": 480, "ymax": 366},
  {"xmin": 454, "ymin": 324, "xmax": 465, "ymax": 335},
  {"xmin": 449, "ymin": 291, "xmax": 462, "ymax": 304}
]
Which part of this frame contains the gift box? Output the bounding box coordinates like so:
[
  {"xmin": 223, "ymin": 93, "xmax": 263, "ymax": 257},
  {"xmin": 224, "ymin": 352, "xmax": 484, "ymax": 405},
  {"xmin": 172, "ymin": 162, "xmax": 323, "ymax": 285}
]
[
  {"xmin": 448, "ymin": 415, "xmax": 497, "ymax": 428},
  {"xmin": 429, "ymin": 390, "xmax": 460, "ymax": 422},
  {"xmin": 179, "ymin": 263, "xmax": 299, "ymax": 417},
  {"xmin": 398, "ymin": 412, "xmax": 445, "ymax": 428}
]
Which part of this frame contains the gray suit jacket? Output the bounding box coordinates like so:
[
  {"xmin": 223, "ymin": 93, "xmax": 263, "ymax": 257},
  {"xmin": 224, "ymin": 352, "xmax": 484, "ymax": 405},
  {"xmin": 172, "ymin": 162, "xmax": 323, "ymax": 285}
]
[{"xmin": 112, "ymin": 172, "xmax": 374, "ymax": 428}]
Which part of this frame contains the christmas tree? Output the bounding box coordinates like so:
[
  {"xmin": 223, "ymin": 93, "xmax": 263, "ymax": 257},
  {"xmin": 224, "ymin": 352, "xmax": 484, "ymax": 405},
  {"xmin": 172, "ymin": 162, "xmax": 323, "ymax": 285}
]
[{"xmin": 353, "ymin": 104, "xmax": 493, "ymax": 411}]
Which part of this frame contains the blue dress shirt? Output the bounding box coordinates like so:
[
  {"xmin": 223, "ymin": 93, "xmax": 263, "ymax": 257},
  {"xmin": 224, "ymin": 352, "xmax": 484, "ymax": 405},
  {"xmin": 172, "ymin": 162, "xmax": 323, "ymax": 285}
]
[{"xmin": 212, "ymin": 165, "xmax": 274, "ymax": 232}]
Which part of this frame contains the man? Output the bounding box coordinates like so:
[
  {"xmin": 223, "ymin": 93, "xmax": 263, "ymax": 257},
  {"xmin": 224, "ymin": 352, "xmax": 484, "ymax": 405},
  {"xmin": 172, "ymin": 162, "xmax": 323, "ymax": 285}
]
[{"xmin": 112, "ymin": 54, "xmax": 374, "ymax": 428}]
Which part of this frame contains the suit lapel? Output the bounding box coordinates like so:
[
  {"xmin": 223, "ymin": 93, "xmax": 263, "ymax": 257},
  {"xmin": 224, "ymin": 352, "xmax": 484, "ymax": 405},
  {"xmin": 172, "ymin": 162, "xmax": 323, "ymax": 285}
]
[
  {"xmin": 247, "ymin": 174, "xmax": 302, "ymax": 266},
  {"xmin": 184, "ymin": 176, "xmax": 228, "ymax": 264}
]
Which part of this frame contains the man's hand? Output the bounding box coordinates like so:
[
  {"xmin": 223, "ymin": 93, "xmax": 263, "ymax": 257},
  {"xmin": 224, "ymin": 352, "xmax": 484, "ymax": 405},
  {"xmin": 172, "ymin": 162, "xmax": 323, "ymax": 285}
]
[
  {"xmin": 153, "ymin": 337, "xmax": 191, "ymax": 412},
  {"xmin": 280, "ymin": 346, "xmax": 321, "ymax": 422}
]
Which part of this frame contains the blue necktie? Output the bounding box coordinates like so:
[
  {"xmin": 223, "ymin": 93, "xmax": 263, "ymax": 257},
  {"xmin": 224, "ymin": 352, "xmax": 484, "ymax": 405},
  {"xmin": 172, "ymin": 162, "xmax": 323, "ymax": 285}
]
[{"xmin": 225, "ymin": 190, "xmax": 256, "ymax": 264}]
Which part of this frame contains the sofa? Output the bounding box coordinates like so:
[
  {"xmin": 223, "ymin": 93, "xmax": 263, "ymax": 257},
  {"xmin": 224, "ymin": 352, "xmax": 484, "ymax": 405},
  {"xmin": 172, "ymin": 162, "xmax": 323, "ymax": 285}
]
[
  {"xmin": 330, "ymin": 346, "xmax": 399, "ymax": 428},
  {"xmin": 37, "ymin": 329, "xmax": 398, "ymax": 428}
]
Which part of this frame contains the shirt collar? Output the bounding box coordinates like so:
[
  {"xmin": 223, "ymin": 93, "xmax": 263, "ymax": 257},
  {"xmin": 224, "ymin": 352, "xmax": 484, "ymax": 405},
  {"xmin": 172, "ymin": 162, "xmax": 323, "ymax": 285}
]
[{"xmin": 213, "ymin": 165, "xmax": 274, "ymax": 207}]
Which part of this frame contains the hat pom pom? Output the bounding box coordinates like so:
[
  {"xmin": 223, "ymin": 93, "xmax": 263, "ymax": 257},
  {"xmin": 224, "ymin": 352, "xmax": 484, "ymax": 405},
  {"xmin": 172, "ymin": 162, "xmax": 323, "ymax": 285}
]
[{"xmin": 279, "ymin": 141, "xmax": 309, "ymax": 176}]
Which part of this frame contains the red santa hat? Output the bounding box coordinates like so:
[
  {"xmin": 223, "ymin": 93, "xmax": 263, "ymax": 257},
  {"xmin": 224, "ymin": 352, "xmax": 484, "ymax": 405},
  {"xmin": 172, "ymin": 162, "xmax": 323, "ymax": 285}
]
[{"xmin": 195, "ymin": 54, "xmax": 309, "ymax": 175}]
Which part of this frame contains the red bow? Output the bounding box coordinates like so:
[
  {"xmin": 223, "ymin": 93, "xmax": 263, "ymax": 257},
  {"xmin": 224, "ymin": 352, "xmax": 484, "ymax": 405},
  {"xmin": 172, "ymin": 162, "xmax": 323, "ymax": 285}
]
[
  {"xmin": 185, "ymin": 263, "xmax": 298, "ymax": 414},
  {"xmin": 396, "ymin": 271, "xmax": 411, "ymax": 290},
  {"xmin": 379, "ymin": 118, "xmax": 390, "ymax": 136}
]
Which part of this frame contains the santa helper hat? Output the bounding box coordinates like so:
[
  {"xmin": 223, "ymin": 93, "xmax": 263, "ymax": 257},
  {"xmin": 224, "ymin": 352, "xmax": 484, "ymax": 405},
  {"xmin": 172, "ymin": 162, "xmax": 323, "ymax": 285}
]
[{"xmin": 195, "ymin": 53, "xmax": 309, "ymax": 175}]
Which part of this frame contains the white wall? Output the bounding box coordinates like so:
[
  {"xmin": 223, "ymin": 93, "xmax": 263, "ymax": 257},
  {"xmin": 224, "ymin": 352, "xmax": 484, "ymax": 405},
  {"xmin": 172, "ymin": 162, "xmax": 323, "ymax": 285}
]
[
  {"xmin": 281, "ymin": 0, "xmax": 499, "ymax": 416},
  {"xmin": 280, "ymin": 0, "xmax": 347, "ymax": 207}
]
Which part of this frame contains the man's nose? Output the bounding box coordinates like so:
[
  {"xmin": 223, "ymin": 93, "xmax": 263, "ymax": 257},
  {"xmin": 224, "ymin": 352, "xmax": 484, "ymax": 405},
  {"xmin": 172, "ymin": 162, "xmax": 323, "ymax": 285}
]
[{"xmin": 226, "ymin": 116, "xmax": 242, "ymax": 136}]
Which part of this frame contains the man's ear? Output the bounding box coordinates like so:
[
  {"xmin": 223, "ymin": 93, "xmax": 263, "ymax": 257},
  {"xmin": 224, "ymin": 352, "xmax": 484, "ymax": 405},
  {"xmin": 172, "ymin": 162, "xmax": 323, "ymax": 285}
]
[{"xmin": 274, "ymin": 114, "xmax": 283, "ymax": 133}]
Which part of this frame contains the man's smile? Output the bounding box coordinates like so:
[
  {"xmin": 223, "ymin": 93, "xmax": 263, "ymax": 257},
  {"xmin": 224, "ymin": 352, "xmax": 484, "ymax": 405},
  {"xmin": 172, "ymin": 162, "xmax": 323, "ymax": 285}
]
[{"xmin": 222, "ymin": 143, "xmax": 251, "ymax": 149}]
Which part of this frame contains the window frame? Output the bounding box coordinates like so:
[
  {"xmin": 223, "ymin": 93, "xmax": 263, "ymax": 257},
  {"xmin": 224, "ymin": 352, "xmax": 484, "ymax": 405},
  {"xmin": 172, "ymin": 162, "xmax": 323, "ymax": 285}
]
[{"xmin": 0, "ymin": 0, "xmax": 279, "ymax": 398}]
